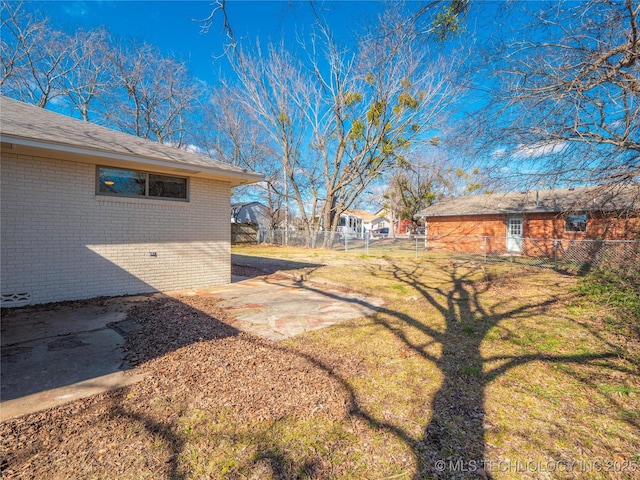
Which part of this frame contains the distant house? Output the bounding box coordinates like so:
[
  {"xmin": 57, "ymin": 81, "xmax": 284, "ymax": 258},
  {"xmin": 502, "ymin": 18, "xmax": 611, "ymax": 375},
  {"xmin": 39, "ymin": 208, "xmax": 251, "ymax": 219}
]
[
  {"xmin": 366, "ymin": 208, "xmax": 414, "ymax": 235},
  {"xmin": 340, "ymin": 209, "xmax": 389, "ymax": 237},
  {"xmin": 231, "ymin": 202, "xmax": 271, "ymax": 230},
  {"xmin": 416, "ymin": 185, "xmax": 640, "ymax": 255},
  {"xmin": 338, "ymin": 208, "xmax": 418, "ymax": 236},
  {"xmin": 0, "ymin": 97, "xmax": 262, "ymax": 307},
  {"xmin": 393, "ymin": 219, "xmax": 414, "ymax": 235},
  {"xmin": 231, "ymin": 201, "xmax": 271, "ymax": 243},
  {"xmin": 369, "ymin": 209, "xmax": 390, "ymax": 231},
  {"xmin": 336, "ymin": 210, "xmax": 364, "ymax": 237}
]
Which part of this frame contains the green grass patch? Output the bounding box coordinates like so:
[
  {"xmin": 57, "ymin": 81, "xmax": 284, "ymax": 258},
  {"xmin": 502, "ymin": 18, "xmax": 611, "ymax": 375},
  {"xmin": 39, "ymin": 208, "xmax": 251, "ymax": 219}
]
[
  {"xmin": 462, "ymin": 325, "xmax": 475, "ymax": 335},
  {"xmin": 12, "ymin": 244, "xmax": 639, "ymax": 479},
  {"xmin": 389, "ymin": 284, "xmax": 409, "ymax": 294},
  {"xmin": 597, "ymin": 384, "xmax": 637, "ymax": 396},
  {"xmin": 574, "ymin": 268, "xmax": 640, "ymax": 323},
  {"xmin": 572, "ymin": 267, "xmax": 640, "ymax": 364},
  {"xmin": 461, "ymin": 365, "xmax": 482, "ymax": 377}
]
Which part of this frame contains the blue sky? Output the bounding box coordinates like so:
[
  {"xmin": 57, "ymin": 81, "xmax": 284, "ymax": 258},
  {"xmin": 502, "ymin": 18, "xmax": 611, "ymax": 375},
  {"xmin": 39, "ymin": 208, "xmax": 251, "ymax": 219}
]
[
  {"xmin": 18, "ymin": 0, "xmax": 530, "ymax": 189},
  {"xmin": 17, "ymin": 0, "xmax": 613, "ymax": 192},
  {"xmin": 25, "ymin": 0, "xmax": 384, "ymax": 84}
]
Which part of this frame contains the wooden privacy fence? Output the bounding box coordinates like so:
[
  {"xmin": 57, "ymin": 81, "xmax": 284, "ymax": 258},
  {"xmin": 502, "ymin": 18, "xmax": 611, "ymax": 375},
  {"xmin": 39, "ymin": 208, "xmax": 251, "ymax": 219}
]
[{"xmin": 231, "ymin": 223, "xmax": 258, "ymax": 244}]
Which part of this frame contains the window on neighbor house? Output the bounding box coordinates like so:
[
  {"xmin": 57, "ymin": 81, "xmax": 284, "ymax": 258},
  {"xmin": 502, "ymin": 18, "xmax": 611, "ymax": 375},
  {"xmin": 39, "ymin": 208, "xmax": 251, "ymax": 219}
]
[
  {"xmin": 564, "ymin": 214, "xmax": 588, "ymax": 232},
  {"xmin": 97, "ymin": 167, "xmax": 188, "ymax": 200}
]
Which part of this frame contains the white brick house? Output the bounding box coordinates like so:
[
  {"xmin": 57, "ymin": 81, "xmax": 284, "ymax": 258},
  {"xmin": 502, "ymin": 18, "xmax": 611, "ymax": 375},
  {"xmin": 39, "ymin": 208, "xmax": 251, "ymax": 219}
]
[{"xmin": 0, "ymin": 97, "xmax": 262, "ymax": 307}]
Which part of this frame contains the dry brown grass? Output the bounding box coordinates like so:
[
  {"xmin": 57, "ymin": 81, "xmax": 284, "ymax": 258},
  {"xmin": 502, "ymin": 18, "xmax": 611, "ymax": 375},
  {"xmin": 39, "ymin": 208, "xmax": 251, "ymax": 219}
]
[{"xmin": 1, "ymin": 245, "xmax": 638, "ymax": 479}]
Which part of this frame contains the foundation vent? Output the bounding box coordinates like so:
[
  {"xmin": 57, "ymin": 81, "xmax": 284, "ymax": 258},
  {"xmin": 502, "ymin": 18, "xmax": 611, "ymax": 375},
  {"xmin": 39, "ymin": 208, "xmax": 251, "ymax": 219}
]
[{"xmin": 1, "ymin": 292, "xmax": 32, "ymax": 307}]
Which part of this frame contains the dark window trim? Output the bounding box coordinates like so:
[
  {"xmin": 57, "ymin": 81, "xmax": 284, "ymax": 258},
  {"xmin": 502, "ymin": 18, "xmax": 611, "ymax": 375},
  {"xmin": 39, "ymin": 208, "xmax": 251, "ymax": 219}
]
[
  {"xmin": 564, "ymin": 213, "xmax": 588, "ymax": 232},
  {"xmin": 96, "ymin": 166, "xmax": 189, "ymax": 202}
]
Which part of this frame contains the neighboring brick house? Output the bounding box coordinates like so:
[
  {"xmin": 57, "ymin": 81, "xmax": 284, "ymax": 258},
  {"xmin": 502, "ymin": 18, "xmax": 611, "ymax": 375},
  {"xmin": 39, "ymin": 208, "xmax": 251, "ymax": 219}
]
[
  {"xmin": 416, "ymin": 186, "xmax": 640, "ymax": 256},
  {"xmin": 393, "ymin": 219, "xmax": 414, "ymax": 235},
  {"xmin": 0, "ymin": 97, "xmax": 262, "ymax": 307}
]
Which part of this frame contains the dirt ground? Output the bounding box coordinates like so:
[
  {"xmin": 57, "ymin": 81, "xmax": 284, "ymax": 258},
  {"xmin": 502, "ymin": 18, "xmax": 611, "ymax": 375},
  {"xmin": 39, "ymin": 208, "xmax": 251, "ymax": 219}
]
[
  {"xmin": 2, "ymin": 251, "xmax": 638, "ymax": 479},
  {"xmin": 0, "ymin": 263, "xmax": 364, "ymax": 479}
]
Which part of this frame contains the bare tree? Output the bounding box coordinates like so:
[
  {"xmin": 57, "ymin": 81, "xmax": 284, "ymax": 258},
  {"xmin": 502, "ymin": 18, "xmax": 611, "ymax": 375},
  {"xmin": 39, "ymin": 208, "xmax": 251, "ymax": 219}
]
[
  {"xmin": 202, "ymin": 89, "xmax": 263, "ymax": 168},
  {"xmin": 226, "ymin": 41, "xmax": 313, "ymax": 237},
  {"xmin": 0, "ymin": 0, "xmax": 83, "ymax": 108},
  {"xmin": 104, "ymin": 41, "xmax": 202, "ymax": 146},
  {"xmin": 310, "ymin": 16, "xmax": 462, "ymax": 244},
  {"xmin": 472, "ymin": 0, "xmax": 639, "ymax": 187},
  {"xmin": 1, "ymin": 1, "xmax": 209, "ymax": 154},
  {"xmin": 1, "ymin": 0, "xmax": 43, "ymax": 87},
  {"xmin": 202, "ymin": 87, "xmax": 283, "ymax": 228},
  {"xmin": 383, "ymin": 171, "xmax": 438, "ymax": 235},
  {"xmin": 378, "ymin": 153, "xmax": 488, "ymax": 234},
  {"xmin": 61, "ymin": 28, "xmax": 113, "ymax": 122},
  {"xmin": 226, "ymin": 5, "xmax": 464, "ymax": 245},
  {"xmin": 1, "ymin": 2, "xmax": 112, "ymax": 121}
]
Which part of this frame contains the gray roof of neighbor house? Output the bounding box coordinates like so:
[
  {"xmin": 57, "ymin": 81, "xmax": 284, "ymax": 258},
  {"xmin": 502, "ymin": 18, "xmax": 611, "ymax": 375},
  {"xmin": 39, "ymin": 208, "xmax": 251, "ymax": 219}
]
[
  {"xmin": 231, "ymin": 201, "xmax": 269, "ymax": 217},
  {"xmin": 0, "ymin": 96, "xmax": 263, "ymax": 187},
  {"xmin": 417, "ymin": 185, "xmax": 640, "ymax": 217},
  {"xmin": 231, "ymin": 202, "xmax": 270, "ymax": 226}
]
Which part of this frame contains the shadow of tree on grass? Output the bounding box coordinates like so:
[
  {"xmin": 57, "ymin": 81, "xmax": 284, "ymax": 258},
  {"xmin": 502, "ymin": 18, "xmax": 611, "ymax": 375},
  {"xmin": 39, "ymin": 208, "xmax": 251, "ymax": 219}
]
[
  {"xmin": 270, "ymin": 258, "xmax": 626, "ymax": 478},
  {"xmin": 4, "ymin": 256, "xmax": 632, "ymax": 479}
]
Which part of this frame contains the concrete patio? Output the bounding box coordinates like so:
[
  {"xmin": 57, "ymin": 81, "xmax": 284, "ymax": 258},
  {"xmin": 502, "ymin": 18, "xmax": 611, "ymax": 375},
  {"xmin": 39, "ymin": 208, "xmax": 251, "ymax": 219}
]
[{"xmin": 1, "ymin": 276, "xmax": 383, "ymax": 421}]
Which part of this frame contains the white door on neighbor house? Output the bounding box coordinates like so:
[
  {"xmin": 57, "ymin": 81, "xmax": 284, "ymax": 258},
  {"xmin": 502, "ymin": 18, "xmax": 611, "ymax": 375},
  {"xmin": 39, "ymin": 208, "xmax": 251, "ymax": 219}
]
[{"xmin": 506, "ymin": 216, "xmax": 523, "ymax": 253}]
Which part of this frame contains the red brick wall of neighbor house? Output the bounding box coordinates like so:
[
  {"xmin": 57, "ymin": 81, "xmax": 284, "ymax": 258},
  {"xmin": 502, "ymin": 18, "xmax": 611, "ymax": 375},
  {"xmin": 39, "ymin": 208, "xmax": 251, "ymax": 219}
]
[
  {"xmin": 590, "ymin": 213, "xmax": 640, "ymax": 239},
  {"xmin": 425, "ymin": 214, "xmax": 507, "ymax": 237},
  {"xmin": 425, "ymin": 215, "xmax": 507, "ymax": 253},
  {"xmin": 394, "ymin": 219, "xmax": 413, "ymax": 234},
  {"xmin": 524, "ymin": 212, "xmax": 640, "ymax": 240},
  {"xmin": 425, "ymin": 212, "xmax": 640, "ymax": 255}
]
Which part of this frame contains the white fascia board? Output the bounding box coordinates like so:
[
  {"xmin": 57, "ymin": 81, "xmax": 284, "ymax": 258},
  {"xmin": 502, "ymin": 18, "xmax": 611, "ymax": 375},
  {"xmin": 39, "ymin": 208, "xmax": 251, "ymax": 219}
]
[{"xmin": 1, "ymin": 135, "xmax": 264, "ymax": 186}]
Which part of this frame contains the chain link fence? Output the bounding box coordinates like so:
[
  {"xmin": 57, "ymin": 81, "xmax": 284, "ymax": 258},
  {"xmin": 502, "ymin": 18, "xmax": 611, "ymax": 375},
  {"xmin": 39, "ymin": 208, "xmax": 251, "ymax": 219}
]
[
  {"xmin": 258, "ymin": 229, "xmax": 639, "ymax": 273},
  {"xmin": 423, "ymin": 234, "xmax": 639, "ymax": 272}
]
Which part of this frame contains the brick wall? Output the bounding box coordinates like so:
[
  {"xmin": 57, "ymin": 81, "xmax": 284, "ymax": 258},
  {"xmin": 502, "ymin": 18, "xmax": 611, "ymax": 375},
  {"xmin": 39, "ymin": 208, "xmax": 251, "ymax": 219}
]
[
  {"xmin": 525, "ymin": 212, "xmax": 640, "ymax": 240},
  {"xmin": 1, "ymin": 152, "xmax": 231, "ymax": 306},
  {"xmin": 427, "ymin": 213, "xmax": 639, "ymax": 239},
  {"xmin": 426, "ymin": 214, "xmax": 508, "ymax": 237},
  {"xmin": 425, "ymin": 212, "xmax": 639, "ymax": 256}
]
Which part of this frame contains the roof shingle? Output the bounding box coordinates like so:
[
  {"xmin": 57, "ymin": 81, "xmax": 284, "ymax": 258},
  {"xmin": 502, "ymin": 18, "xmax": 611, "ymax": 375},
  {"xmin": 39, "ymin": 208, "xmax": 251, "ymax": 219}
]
[
  {"xmin": 0, "ymin": 96, "xmax": 262, "ymax": 184},
  {"xmin": 417, "ymin": 185, "xmax": 640, "ymax": 217}
]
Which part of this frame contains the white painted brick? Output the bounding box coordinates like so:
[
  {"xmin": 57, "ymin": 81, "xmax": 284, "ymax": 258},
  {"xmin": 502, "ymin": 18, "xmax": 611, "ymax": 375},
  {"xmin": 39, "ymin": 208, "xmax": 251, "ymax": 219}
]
[{"xmin": 1, "ymin": 153, "xmax": 232, "ymax": 305}]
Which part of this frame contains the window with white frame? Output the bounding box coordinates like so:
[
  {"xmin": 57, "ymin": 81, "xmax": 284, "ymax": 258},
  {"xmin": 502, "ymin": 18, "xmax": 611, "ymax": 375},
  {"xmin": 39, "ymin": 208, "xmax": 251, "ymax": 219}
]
[
  {"xmin": 97, "ymin": 167, "xmax": 188, "ymax": 200},
  {"xmin": 564, "ymin": 214, "xmax": 588, "ymax": 232},
  {"xmin": 507, "ymin": 217, "xmax": 522, "ymax": 236}
]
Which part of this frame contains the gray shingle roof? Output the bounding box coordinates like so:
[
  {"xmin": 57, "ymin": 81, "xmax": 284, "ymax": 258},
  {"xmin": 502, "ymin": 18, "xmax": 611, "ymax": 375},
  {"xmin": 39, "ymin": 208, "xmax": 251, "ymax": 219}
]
[
  {"xmin": 417, "ymin": 185, "xmax": 640, "ymax": 217},
  {"xmin": 0, "ymin": 96, "xmax": 262, "ymax": 185}
]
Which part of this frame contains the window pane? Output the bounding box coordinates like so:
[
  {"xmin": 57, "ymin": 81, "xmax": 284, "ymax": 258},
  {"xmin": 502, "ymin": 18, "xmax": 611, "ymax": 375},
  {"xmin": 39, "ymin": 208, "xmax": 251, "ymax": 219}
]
[
  {"xmin": 149, "ymin": 174, "xmax": 187, "ymax": 199},
  {"xmin": 98, "ymin": 167, "xmax": 145, "ymax": 196},
  {"xmin": 565, "ymin": 214, "xmax": 587, "ymax": 232},
  {"xmin": 508, "ymin": 219, "xmax": 522, "ymax": 235}
]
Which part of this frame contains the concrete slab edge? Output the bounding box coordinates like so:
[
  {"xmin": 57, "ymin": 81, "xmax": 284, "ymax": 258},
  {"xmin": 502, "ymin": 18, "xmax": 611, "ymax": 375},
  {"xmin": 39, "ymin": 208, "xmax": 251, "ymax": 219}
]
[{"xmin": 0, "ymin": 370, "xmax": 146, "ymax": 422}]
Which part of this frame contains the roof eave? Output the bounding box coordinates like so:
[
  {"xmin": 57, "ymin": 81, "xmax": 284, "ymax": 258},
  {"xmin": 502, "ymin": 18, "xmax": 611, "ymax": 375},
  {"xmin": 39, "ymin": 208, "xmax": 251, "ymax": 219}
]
[
  {"xmin": 1, "ymin": 135, "xmax": 264, "ymax": 187},
  {"xmin": 417, "ymin": 209, "xmax": 527, "ymax": 217},
  {"xmin": 417, "ymin": 207, "xmax": 632, "ymax": 218}
]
